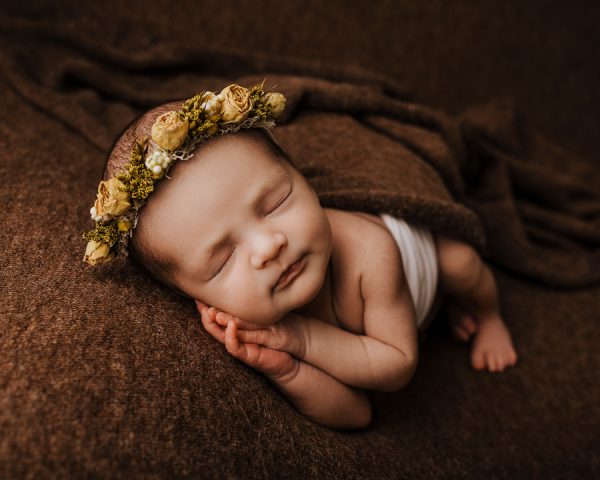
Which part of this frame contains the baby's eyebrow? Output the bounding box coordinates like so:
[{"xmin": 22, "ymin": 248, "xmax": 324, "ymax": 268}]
[
  {"xmin": 249, "ymin": 167, "xmax": 290, "ymax": 212},
  {"xmin": 195, "ymin": 167, "xmax": 291, "ymax": 274}
]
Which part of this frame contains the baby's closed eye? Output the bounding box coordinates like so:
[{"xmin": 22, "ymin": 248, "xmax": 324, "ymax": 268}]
[{"xmin": 209, "ymin": 185, "xmax": 293, "ymax": 278}]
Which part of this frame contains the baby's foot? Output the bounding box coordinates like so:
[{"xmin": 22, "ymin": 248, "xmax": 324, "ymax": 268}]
[
  {"xmin": 447, "ymin": 303, "xmax": 478, "ymax": 343},
  {"xmin": 470, "ymin": 314, "xmax": 518, "ymax": 372}
]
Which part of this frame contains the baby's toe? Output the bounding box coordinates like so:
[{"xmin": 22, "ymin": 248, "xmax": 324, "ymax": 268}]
[
  {"xmin": 463, "ymin": 316, "xmax": 477, "ymax": 334},
  {"xmin": 496, "ymin": 350, "xmax": 517, "ymax": 372},
  {"xmin": 452, "ymin": 324, "xmax": 470, "ymax": 342},
  {"xmin": 503, "ymin": 349, "xmax": 517, "ymax": 368},
  {"xmin": 486, "ymin": 350, "xmax": 504, "ymax": 372},
  {"xmin": 471, "ymin": 349, "xmax": 486, "ymax": 370},
  {"xmin": 485, "ymin": 351, "xmax": 499, "ymax": 372}
]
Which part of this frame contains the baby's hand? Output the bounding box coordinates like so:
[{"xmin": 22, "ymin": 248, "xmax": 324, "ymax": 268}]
[
  {"xmin": 196, "ymin": 301, "xmax": 307, "ymax": 358},
  {"xmin": 234, "ymin": 312, "xmax": 308, "ymax": 359},
  {"xmin": 196, "ymin": 301, "xmax": 299, "ymax": 381}
]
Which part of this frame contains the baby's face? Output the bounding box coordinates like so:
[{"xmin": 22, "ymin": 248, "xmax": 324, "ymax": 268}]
[{"xmin": 143, "ymin": 133, "xmax": 332, "ymax": 326}]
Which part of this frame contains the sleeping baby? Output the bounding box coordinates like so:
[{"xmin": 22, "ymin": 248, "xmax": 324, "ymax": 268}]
[{"xmin": 84, "ymin": 83, "xmax": 517, "ymax": 430}]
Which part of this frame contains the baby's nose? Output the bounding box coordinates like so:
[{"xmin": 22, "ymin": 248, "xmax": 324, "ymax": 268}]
[{"xmin": 250, "ymin": 232, "xmax": 286, "ymax": 269}]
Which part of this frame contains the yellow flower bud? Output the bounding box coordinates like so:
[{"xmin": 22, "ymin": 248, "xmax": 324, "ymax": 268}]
[
  {"xmin": 151, "ymin": 111, "xmax": 189, "ymax": 151},
  {"xmin": 203, "ymin": 122, "xmax": 219, "ymax": 135},
  {"xmin": 263, "ymin": 92, "xmax": 286, "ymax": 119},
  {"xmin": 94, "ymin": 178, "xmax": 131, "ymax": 221},
  {"xmin": 117, "ymin": 219, "xmax": 132, "ymax": 232},
  {"xmin": 204, "ymin": 98, "xmax": 223, "ymax": 122},
  {"xmin": 83, "ymin": 240, "xmax": 116, "ymax": 266}
]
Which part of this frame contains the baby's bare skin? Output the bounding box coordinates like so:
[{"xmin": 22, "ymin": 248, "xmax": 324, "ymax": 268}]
[
  {"xmin": 202, "ymin": 207, "xmax": 517, "ymax": 375},
  {"xmin": 198, "ymin": 207, "xmax": 518, "ymax": 429},
  {"xmin": 137, "ymin": 128, "xmax": 517, "ymax": 429},
  {"xmin": 304, "ymin": 208, "xmax": 518, "ymax": 372}
]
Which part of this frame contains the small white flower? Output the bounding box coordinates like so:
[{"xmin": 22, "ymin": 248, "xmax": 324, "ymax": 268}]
[
  {"xmin": 90, "ymin": 206, "xmax": 103, "ymax": 222},
  {"xmin": 152, "ymin": 165, "xmax": 162, "ymax": 174},
  {"xmin": 145, "ymin": 149, "xmax": 172, "ymax": 171}
]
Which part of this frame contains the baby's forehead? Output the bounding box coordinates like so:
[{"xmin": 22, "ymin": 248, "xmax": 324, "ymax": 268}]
[{"xmin": 172, "ymin": 142, "xmax": 286, "ymax": 202}]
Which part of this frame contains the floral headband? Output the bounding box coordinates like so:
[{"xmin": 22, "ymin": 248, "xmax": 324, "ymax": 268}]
[{"xmin": 82, "ymin": 79, "xmax": 286, "ymax": 266}]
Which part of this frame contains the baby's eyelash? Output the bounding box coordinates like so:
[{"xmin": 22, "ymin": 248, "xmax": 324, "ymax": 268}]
[
  {"xmin": 213, "ymin": 249, "xmax": 234, "ymax": 277},
  {"xmin": 267, "ymin": 187, "xmax": 292, "ymax": 215}
]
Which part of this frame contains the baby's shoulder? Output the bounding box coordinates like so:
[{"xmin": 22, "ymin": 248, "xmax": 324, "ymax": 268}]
[
  {"xmin": 325, "ymin": 209, "xmax": 403, "ymax": 278},
  {"xmin": 324, "ymin": 208, "xmax": 400, "ymax": 262},
  {"xmin": 325, "ymin": 207, "xmax": 407, "ymax": 294},
  {"xmin": 323, "ymin": 208, "xmax": 405, "ymax": 333}
]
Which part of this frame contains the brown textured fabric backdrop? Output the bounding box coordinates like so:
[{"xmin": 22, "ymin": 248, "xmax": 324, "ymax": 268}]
[{"xmin": 1, "ymin": 1, "xmax": 599, "ymax": 479}]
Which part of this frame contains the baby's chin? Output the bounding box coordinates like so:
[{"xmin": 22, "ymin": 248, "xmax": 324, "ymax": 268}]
[{"xmin": 241, "ymin": 285, "xmax": 323, "ymax": 324}]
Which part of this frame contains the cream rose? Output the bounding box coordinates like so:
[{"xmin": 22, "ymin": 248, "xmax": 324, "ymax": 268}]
[
  {"xmin": 93, "ymin": 178, "xmax": 131, "ymax": 221},
  {"xmin": 151, "ymin": 111, "xmax": 189, "ymax": 151},
  {"xmin": 220, "ymin": 84, "xmax": 253, "ymax": 123},
  {"xmin": 263, "ymin": 92, "xmax": 286, "ymax": 119},
  {"xmin": 83, "ymin": 240, "xmax": 116, "ymax": 266}
]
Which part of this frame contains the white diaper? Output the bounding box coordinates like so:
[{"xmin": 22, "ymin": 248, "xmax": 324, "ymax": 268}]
[{"xmin": 379, "ymin": 213, "xmax": 439, "ymax": 328}]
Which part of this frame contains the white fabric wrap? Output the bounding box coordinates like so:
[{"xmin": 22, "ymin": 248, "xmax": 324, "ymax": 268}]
[{"xmin": 379, "ymin": 213, "xmax": 439, "ymax": 327}]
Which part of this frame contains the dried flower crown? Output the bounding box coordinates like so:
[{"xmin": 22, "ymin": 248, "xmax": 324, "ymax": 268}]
[{"xmin": 82, "ymin": 79, "xmax": 286, "ymax": 266}]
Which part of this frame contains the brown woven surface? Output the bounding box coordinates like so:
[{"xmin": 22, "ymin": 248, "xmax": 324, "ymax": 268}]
[{"xmin": 1, "ymin": 1, "xmax": 599, "ymax": 478}]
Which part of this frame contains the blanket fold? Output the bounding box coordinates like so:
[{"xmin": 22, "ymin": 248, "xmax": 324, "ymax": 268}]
[{"xmin": 1, "ymin": 25, "xmax": 597, "ymax": 287}]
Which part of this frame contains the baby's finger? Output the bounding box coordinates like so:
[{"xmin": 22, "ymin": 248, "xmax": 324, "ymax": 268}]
[
  {"xmin": 196, "ymin": 302, "xmax": 211, "ymax": 320},
  {"xmin": 200, "ymin": 309, "xmax": 226, "ymax": 343},
  {"xmin": 235, "ymin": 317, "xmax": 261, "ymax": 330},
  {"xmin": 215, "ymin": 312, "xmax": 231, "ymax": 327},
  {"xmin": 198, "ymin": 304, "xmax": 217, "ymax": 328},
  {"xmin": 207, "ymin": 307, "xmax": 219, "ymax": 322},
  {"xmin": 202, "ymin": 319, "xmax": 226, "ymax": 344},
  {"xmin": 194, "ymin": 300, "xmax": 217, "ymax": 321},
  {"xmin": 196, "ymin": 301, "xmax": 214, "ymax": 317},
  {"xmin": 236, "ymin": 328, "xmax": 272, "ymax": 347},
  {"xmin": 225, "ymin": 320, "xmax": 245, "ymax": 358}
]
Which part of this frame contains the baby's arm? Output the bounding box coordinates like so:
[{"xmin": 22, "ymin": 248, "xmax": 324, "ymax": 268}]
[
  {"xmin": 239, "ymin": 311, "xmax": 417, "ymax": 392},
  {"xmin": 199, "ymin": 303, "xmax": 371, "ymax": 430}
]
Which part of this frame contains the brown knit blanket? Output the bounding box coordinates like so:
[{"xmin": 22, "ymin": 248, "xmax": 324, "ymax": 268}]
[{"xmin": 1, "ymin": 5, "xmax": 599, "ymax": 479}]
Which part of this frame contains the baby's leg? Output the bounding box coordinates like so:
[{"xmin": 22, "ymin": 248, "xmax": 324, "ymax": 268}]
[{"xmin": 434, "ymin": 234, "xmax": 518, "ymax": 372}]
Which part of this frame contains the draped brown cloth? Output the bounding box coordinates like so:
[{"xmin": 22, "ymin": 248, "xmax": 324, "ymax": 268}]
[{"xmin": 1, "ymin": 2, "xmax": 599, "ymax": 479}]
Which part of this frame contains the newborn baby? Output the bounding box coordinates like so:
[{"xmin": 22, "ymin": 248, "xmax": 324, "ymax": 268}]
[{"xmin": 114, "ymin": 117, "xmax": 517, "ymax": 430}]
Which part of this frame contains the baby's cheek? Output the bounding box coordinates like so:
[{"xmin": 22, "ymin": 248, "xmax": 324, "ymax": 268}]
[{"xmin": 221, "ymin": 281, "xmax": 263, "ymax": 319}]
